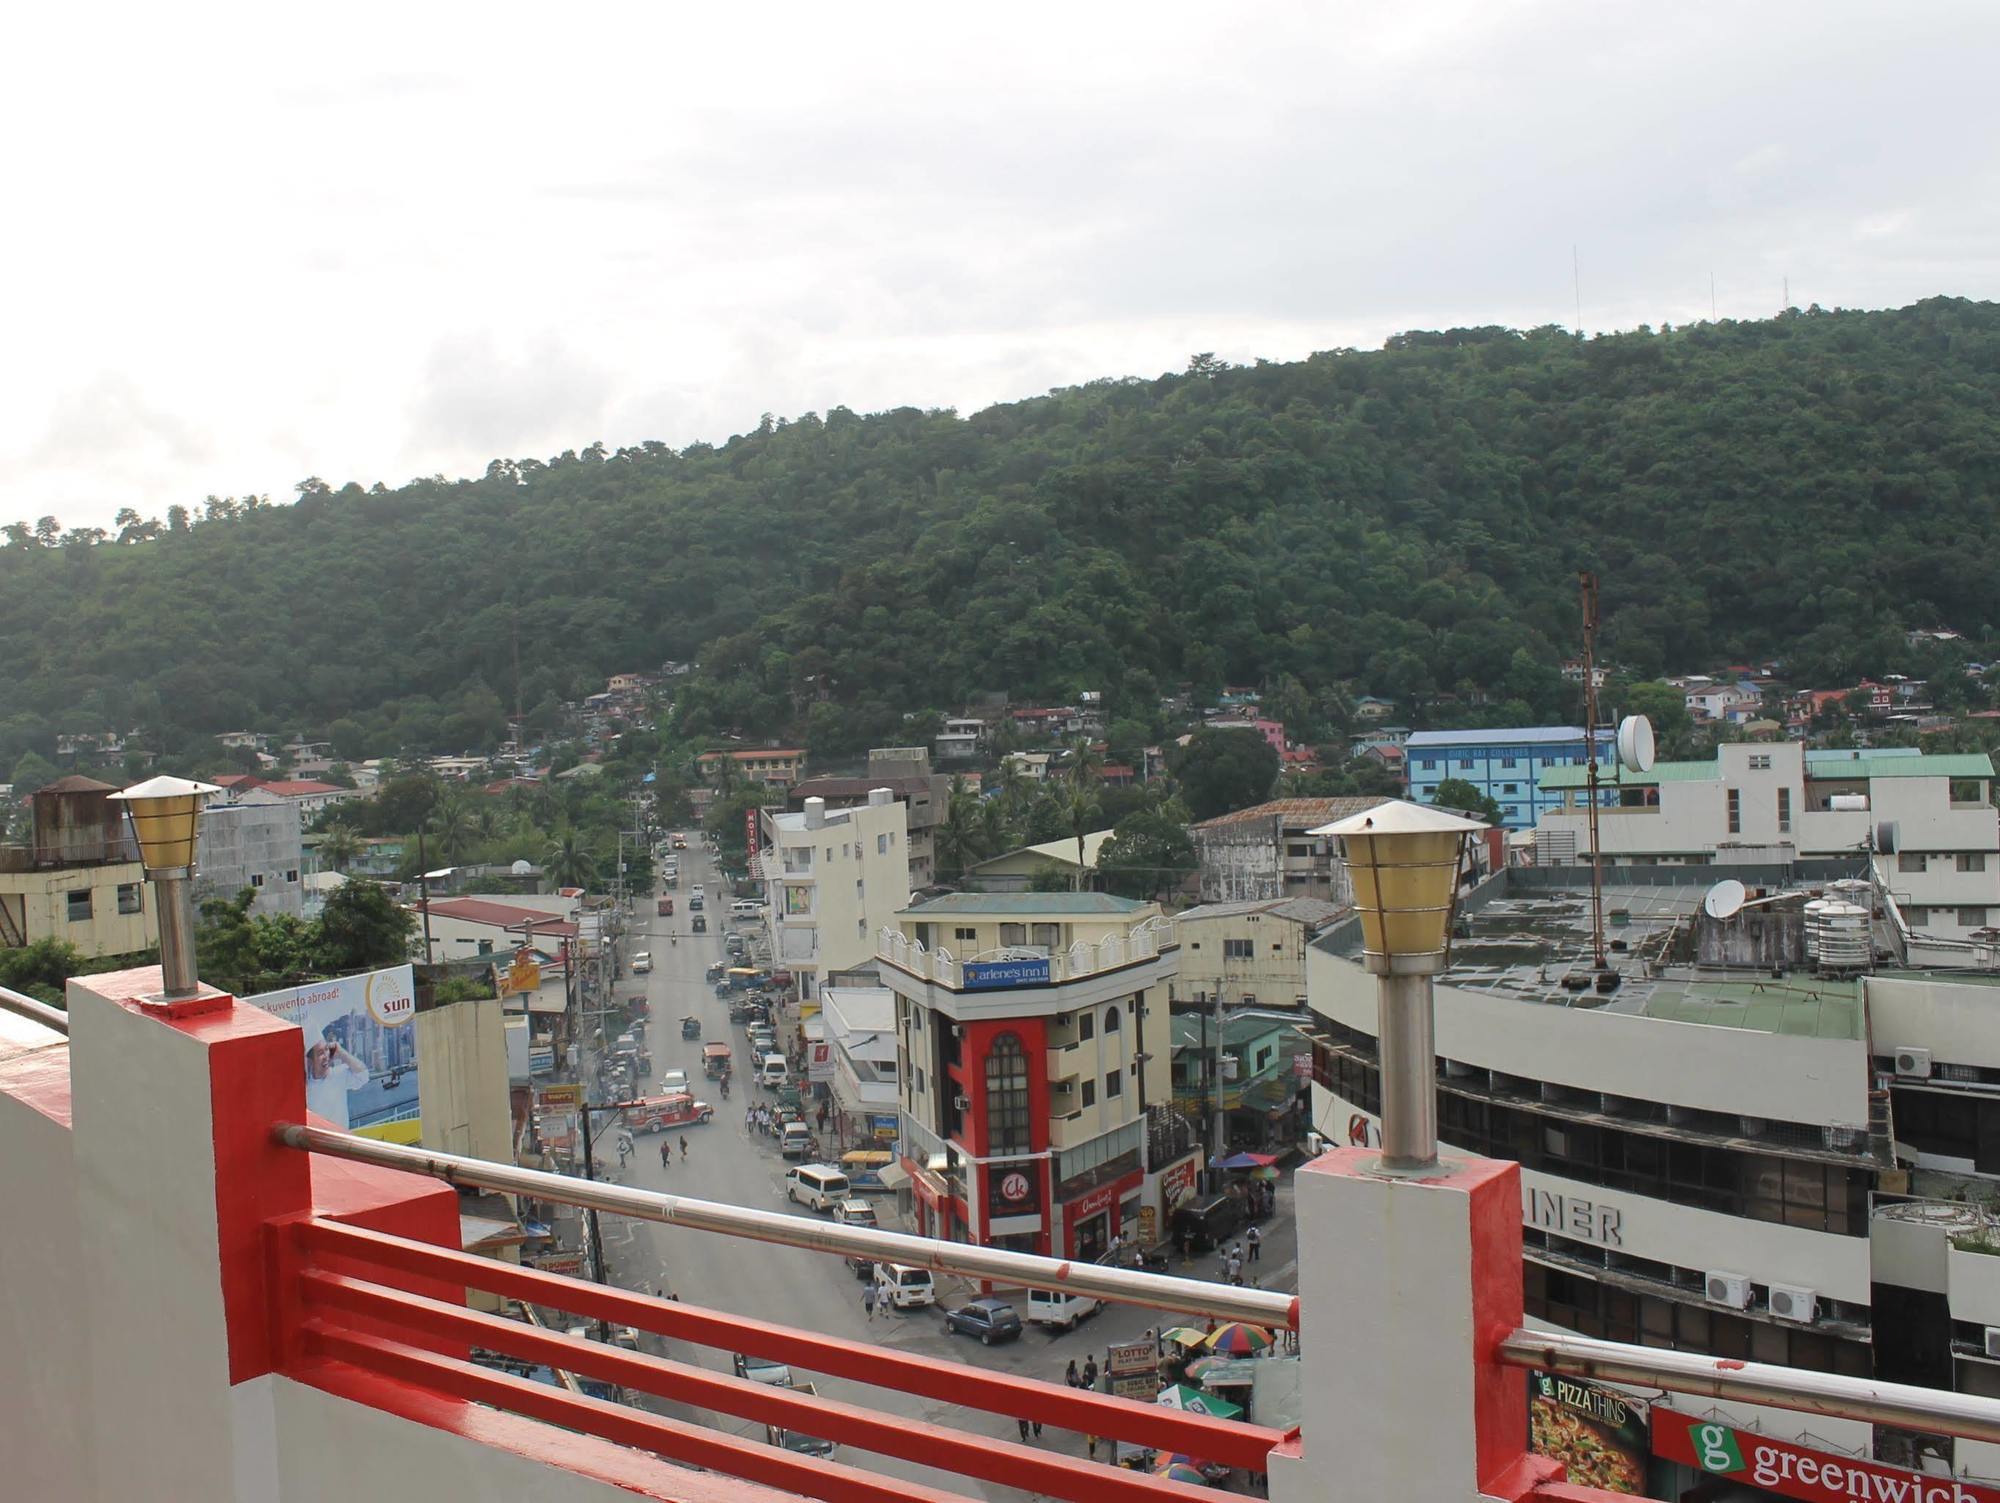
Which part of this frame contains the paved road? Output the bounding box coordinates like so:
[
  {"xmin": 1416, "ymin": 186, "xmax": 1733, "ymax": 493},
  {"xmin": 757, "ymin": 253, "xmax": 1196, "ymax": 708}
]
[{"xmin": 583, "ymin": 839, "xmax": 1279, "ymax": 1498}]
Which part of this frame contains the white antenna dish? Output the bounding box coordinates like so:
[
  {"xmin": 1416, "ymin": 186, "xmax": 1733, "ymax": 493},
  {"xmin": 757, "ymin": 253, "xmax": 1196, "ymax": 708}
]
[
  {"xmin": 1703, "ymin": 878, "xmax": 1747, "ymax": 920},
  {"xmin": 1616, "ymin": 714, "xmax": 1656, "ymax": 773}
]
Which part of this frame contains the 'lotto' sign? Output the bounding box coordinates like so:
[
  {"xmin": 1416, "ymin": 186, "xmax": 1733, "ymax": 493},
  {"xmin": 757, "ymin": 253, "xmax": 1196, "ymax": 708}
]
[{"xmin": 1653, "ymin": 1408, "xmax": 2000, "ymax": 1503}]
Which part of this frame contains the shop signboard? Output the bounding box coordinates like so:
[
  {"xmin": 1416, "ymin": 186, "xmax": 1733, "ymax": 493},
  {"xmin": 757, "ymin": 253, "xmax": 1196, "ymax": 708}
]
[
  {"xmin": 869, "ymin": 1113, "xmax": 900, "ymax": 1142},
  {"xmin": 1527, "ymin": 1372, "xmax": 1648, "ymax": 1495},
  {"xmin": 1653, "ymin": 1408, "xmax": 2000, "ymax": 1503},
  {"xmin": 986, "ymin": 1159, "xmax": 1042, "ymax": 1219},
  {"xmin": 745, "ymin": 808, "xmax": 761, "ymax": 875},
  {"xmin": 962, "ymin": 957, "xmax": 1050, "ymax": 990},
  {"xmin": 808, "ymin": 1040, "xmax": 835, "ymax": 1082},
  {"xmin": 1160, "ymin": 1154, "xmax": 1201, "ymax": 1211},
  {"xmin": 245, "ymin": 965, "xmax": 421, "ymax": 1143},
  {"xmin": 1137, "ymin": 1205, "xmax": 1158, "ymax": 1247},
  {"xmin": 1105, "ymin": 1338, "xmax": 1159, "ymax": 1401}
]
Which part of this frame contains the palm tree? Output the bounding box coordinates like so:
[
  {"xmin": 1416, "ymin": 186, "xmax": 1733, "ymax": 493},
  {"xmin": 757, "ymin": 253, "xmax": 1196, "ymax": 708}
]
[
  {"xmin": 707, "ymin": 749, "xmax": 745, "ymax": 798},
  {"xmin": 545, "ymin": 826, "xmax": 597, "ymax": 890},
  {"xmin": 428, "ymin": 792, "xmax": 476, "ymax": 864},
  {"xmin": 935, "ymin": 778, "xmax": 982, "ymax": 885},
  {"xmin": 320, "ymin": 822, "xmax": 362, "ymax": 873},
  {"xmin": 1066, "ymin": 785, "xmax": 1102, "ymax": 892}
]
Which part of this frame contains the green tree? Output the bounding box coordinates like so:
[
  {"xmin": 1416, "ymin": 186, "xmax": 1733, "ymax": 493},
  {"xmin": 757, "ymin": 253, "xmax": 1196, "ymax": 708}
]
[
  {"xmin": 10, "ymin": 750, "xmax": 59, "ymax": 798},
  {"xmin": 1430, "ymin": 777, "xmax": 1503, "ymax": 826},
  {"xmin": 1169, "ymin": 729, "xmax": 1279, "ymax": 822},
  {"xmin": 1095, "ymin": 808, "xmax": 1197, "ymax": 902},
  {"xmin": 1619, "ymin": 681, "xmax": 1694, "ymax": 757},
  {"xmin": 319, "ymin": 822, "xmax": 363, "ymax": 872},
  {"xmin": 544, "ymin": 826, "xmax": 598, "ymax": 889},
  {"xmin": 315, "ymin": 881, "xmax": 416, "ymax": 972},
  {"xmin": 1064, "ymin": 783, "xmax": 1102, "ymax": 891},
  {"xmin": 0, "ymin": 936, "xmax": 86, "ymax": 1005}
]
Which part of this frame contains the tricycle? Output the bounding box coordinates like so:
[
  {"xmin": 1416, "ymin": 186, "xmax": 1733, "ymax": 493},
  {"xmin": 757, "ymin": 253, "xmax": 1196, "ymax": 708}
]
[{"xmin": 680, "ymin": 1015, "xmax": 701, "ymax": 1040}]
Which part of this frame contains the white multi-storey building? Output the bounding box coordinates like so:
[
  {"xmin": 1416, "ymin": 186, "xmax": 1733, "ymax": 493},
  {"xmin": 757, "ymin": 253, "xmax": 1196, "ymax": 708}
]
[
  {"xmin": 1539, "ymin": 744, "xmax": 2000, "ymax": 962},
  {"xmin": 758, "ymin": 792, "xmax": 910, "ymax": 1002},
  {"xmin": 1308, "ymin": 861, "xmax": 2000, "ymax": 1489}
]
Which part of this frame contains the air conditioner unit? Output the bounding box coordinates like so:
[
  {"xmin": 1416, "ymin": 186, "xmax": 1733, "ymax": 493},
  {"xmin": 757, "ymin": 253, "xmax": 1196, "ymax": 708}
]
[
  {"xmin": 1769, "ymin": 1284, "xmax": 1818, "ymax": 1323},
  {"xmin": 1984, "ymin": 1328, "xmax": 2000, "ymax": 1361},
  {"xmin": 952, "ymin": 1094, "xmax": 969, "ymax": 1111},
  {"xmin": 1895, "ymin": 1047, "xmax": 1933, "ymax": 1079},
  {"xmin": 1306, "ymin": 1132, "xmax": 1328, "ymax": 1156},
  {"xmin": 1052, "ymin": 1080, "xmax": 1073, "ymax": 1094},
  {"xmin": 1705, "ymin": 1272, "xmax": 1753, "ymax": 1310}
]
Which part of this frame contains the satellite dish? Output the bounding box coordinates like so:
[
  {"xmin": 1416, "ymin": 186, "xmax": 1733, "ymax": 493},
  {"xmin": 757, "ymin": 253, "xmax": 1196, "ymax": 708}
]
[
  {"xmin": 510, "ymin": 858, "xmax": 534, "ymax": 876},
  {"xmin": 1703, "ymin": 878, "xmax": 1747, "ymax": 920},
  {"xmin": 1875, "ymin": 821, "xmax": 1900, "ymax": 856},
  {"xmin": 1616, "ymin": 714, "xmax": 1656, "ymax": 773}
]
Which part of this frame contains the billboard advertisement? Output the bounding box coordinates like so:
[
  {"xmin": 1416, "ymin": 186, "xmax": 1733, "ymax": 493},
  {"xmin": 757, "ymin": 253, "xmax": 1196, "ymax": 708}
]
[
  {"xmin": 962, "ymin": 957, "xmax": 1051, "ymax": 990},
  {"xmin": 245, "ymin": 965, "xmax": 421, "ymax": 1144},
  {"xmin": 1527, "ymin": 1372, "xmax": 1648, "ymax": 1495},
  {"xmin": 1653, "ymin": 1408, "xmax": 2000, "ymax": 1503},
  {"xmin": 985, "ymin": 1158, "xmax": 1042, "ymax": 1220}
]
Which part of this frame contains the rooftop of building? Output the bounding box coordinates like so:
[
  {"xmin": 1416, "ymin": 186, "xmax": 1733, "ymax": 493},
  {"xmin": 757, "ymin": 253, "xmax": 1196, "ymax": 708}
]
[
  {"xmin": 788, "ymin": 775, "xmax": 936, "ymax": 799},
  {"xmin": 1191, "ymin": 797, "xmax": 1380, "ymax": 832},
  {"xmin": 900, "ymin": 892, "xmax": 1148, "ymax": 917},
  {"xmin": 1176, "ymin": 897, "xmax": 1346, "ymax": 929},
  {"xmin": 1540, "ymin": 749, "xmax": 1995, "ymax": 789},
  {"xmin": 965, "ymin": 829, "xmax": 1115, "ymax": 871},
  {"xmin": 1169, "ymin": 1010, "xmax": 1310, "ymax": 1051},
  {"xmin": 1404, "ymin": 726, "xmax": 1606, "ymax": 748},
  {"xmin": 414, "ymin": 896, "xmax": 578, "ymax": 935},
  {"xmin": 1314, "ymin": 874, "xmax": 1870, "ymax": 1041}
]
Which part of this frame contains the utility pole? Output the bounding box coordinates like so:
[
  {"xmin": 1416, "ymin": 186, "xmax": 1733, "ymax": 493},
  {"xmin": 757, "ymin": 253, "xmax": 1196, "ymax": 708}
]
[
  {"xmin": 1579, "ymin": 572, "xmax": 1609, "ymax": 972},
  {"xmin": 416, "ymin": 829, "xmax": 434, "ymax": 963}
]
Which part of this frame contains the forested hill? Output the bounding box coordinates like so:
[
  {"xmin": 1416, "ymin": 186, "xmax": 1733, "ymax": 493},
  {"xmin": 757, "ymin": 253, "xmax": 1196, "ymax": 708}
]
[{"xmin": 3, "ymin": 296, "xmax": 1999, "ymax": 766}]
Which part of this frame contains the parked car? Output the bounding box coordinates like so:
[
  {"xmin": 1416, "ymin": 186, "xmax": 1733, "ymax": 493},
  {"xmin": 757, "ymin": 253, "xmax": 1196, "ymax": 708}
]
[
  {"xmin": 1170, "ymin": 1193, "xmax": 1248, "ymax": 1254},
  {"xmin": 1025, "ymin": 1287, "xmax": 1102, "ymax": 1333},
  {"xmin": 831, "ymin": 1198, "xmax": 877, "ymax": 1228},
  {"xmin": 758, "ymin": 1054, "xmax": 789, "ymax": 1089},
  {"xmin": 630, "ymin": 952, "xmax": 652, "ymax": 975},
  {"xmin": 873, "ymin": 1263, "xmax": 936, "ymax": 1310},
  {"xmin": 943, "ymin": 1298, "xmax": 1021, "ymax": 1344},
  {"xmin": 732, "ymin": 1352, "xmax": 792, "ymax": 1386},
  {"xmin": 764, "ymin": 1382, "xmax": 835, "ymax": 1458}
]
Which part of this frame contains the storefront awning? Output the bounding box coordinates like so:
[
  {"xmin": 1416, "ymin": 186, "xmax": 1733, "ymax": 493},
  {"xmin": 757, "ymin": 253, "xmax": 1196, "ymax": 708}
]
[{"xmin": 876, "ymin": 1161, "xmax": 911, "ymax": 1191}]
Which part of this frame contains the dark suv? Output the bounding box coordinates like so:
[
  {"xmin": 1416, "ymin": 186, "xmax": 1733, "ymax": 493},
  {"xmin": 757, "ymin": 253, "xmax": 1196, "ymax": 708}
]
[{"xmin": 943, "ymin": 1298, "xmax": 1023, "ymax": 1345}]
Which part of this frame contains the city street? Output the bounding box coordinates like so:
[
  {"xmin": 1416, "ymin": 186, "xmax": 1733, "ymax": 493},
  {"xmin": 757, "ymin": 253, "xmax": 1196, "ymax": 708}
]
[{"xmin": 581, "ymin": 837, "xmax": 1293, "ymax": 1498}]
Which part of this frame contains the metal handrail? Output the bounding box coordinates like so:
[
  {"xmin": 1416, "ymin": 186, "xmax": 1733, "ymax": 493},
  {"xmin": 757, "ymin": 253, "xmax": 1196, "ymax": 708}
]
[
  {"xmin": 0, "ymin": 986, "xmax": 68, "ymax": 1036},
  {"xmin": 275, "ymin": 1122, "xmax": 1296, "ymax": 1328},
  {"xmin": 1500, "ymin": 1328, "xmax": 2000, "ymax": 1446}
]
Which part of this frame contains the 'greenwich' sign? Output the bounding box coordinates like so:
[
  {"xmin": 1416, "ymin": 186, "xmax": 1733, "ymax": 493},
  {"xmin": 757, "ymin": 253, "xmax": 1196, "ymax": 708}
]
[{"xmin": 1654, "ymin": 1408, "xmax": 2000, "ymax": 1503}]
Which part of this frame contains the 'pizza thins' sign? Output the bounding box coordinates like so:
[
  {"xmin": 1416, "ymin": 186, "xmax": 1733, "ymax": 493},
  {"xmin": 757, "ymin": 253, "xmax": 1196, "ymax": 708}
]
[{"xmin": 1653, "ymin": 1408, "xmax": 2000, "ymax": 1503}]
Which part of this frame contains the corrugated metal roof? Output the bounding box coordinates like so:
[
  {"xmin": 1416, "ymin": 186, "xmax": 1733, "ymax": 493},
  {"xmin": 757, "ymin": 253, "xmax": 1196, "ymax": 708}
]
[
  {"xmin": 1405, "ymin": 726, "xmax": 1602, "ymax": 748},
  {"xmin": 1176, "ymin": 897, "xmax": 1345, "ymax": 927},
  {"xmin": 1190, "ymin": 798, "xmax": 1379, "ymax": 831},
  {"xmin": 901, "ymin": 892, "xmax": 1147, "ymax": 915},
  {"xmin": 1540, "ymin": 751, "xmax": 1994, "ymax": 790}
]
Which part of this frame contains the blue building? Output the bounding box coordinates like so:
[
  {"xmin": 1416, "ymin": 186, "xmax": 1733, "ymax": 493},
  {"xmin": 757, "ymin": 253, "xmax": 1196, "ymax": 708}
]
[{"xmin": 1404, "ymin": 726, "xmax": 1614, "ymax": 829}]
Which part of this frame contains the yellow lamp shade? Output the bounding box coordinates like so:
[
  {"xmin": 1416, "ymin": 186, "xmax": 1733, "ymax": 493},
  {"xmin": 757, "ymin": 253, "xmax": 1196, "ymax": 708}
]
[
  {"xmin": 1312, "ymin": 800, "xmax": 1485, "ymax": 962},
  {"xmin": 109, "ymin": 776, "xmax": 222, "ymax": 874}
]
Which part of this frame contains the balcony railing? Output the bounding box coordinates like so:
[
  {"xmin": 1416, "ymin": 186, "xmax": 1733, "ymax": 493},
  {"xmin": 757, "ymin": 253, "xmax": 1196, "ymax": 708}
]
[{"xmin": 877, "ymin": 917, "xmax": 1177, "ymax": 990}]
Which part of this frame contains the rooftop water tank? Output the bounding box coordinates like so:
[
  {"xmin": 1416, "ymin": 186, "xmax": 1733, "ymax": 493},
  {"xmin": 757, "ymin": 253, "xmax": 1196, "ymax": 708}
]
[{"xmin": 1816, "ymin": 901, "xmax": 1871, "ymax": 972}]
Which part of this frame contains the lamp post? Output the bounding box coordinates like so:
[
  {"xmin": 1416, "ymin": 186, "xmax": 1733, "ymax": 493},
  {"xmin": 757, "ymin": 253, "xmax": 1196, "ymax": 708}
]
[
  {"xmin": 1315, "ymin": 800, "xmax": 1483, "ymax": 1175},
  {"xmin": 109, "ymin": 776, "xmax": 223, "ymax": 1001}
]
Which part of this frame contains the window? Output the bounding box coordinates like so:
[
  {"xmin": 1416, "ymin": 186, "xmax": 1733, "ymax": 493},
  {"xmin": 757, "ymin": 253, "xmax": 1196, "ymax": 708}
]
[
  {"xmin": 877, "ymin": 834, "xmax": 889, "ymax": 855},
  {"xmin": 1420, "ymin": 758, "xmax": 1437, "ymax": 771},
  {"xmin": 1081, "ymin": 1080, "xmax": 1096, "ymax": 1108},
  {"xmin": 1960, "ymin": 907, "xmax": 1990, "ymax": 929},
  {"xmin": 954, "ymin": 927, "xmax": 977, "ymax": 943},
  {"xmin": 67, "ymin": 889, "xmax": 92, "ymax": 922},
  {"xmin": 855, "ymin": 880, "xmax": 864, "ymax": 901},
  {"xmin": 910, "ymin": 1010, "xmax": 923, "ymax": 1031},
  {"xmin": 985, "ymin": 1033, "xmax": 1031, "ymax": 1154},
  {"xmin": 1726, "ymin": 788, "xmax": 1741, "ymax": 834},
  {"xmin": 116, "ymin": 883, "xmax": 142, "ymax": 915},
  {"xmin": 1901, "ymin": 853, "xmax": 1928, "ymax": 874},
  {"xmin": 250, "ymin": 873, "xmax": 266, "ymax": 888},
  {"xmin": 1031, "ymin": 923, "xmax": 1059, "ymax": 949},
  {"xmin": 1501, "ymin": 756, "xmax": 1518, "ymax": 769},
  {"xmin": 1223, "ymin": 938, "xmax": 1254, "ymax": 960},
  {"xmin": 1287, "ymin": 844, "xmax": 1310, "ymax": 857},
  {"xmin": 1255, "ymin": 1046, "xmax": 1273, "ymax": 1072},
  {"xmin": 1502, "ymin": 783, "xmax": 1518, "ymax": 794},
  {"xmin": 1103, "ymin": 1005, "xmax": 1121, "ymax": 1033},
  {"xmin": 1078, "ymin": 1011, "xmax": 1095, "ymax": 1041},
  {"xmin": 1459, "ymin": 758, "xmax": 1475, "ymax": 770},
  {"xmin": 1000, "ymin": 924, "xmax": 1027, "ymax": 946},
  {"xmin": 1541, "ymin": 756, "xmax": 1556, "ymax": 768},
  {"xmin": 1905, "ymin": 906, "xmax": 1929, "ymax": 926},
  {"xmin": 1777, "ymin": 788, "xmax": 1791, "ymax": 834},
  {"xmin": 1749, "ymin": 754, "xmax": 1772, "ymax": 771},
  {"xmin": 1959, "ymin": 853, "xmax": 1988, "ymax": 873},
  {"xmin": 915, "ymin": 1068, "xmax": 925, "ymax": 1094},
  {"xmin": 1103, "ymin": 1070, "xmax": 1123, "ymax": 1099},
  {"xmin": 477, "ymin": 939, "xmax": 494, "ymax": 955}
]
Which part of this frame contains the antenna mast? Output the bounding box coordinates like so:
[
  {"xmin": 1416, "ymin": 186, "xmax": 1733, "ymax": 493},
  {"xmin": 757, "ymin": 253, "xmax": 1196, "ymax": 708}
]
[{"xmin": 1579, "ymin": 572, "xmax": 1609, "ymax": 970}]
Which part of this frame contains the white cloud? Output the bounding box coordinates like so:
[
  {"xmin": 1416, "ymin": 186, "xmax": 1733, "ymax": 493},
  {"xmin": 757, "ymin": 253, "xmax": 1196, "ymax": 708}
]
[{"xmin": 1, "ymin": 1, "xmax": 1997, "ymax": 529}]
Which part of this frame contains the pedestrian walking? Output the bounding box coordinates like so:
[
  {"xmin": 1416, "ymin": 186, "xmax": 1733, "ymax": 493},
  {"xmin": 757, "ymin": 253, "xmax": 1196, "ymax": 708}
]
[
  {"xmin": 863, "ymin": 1283, "xmax": 878, "ymax": 1321},
  {"xmin": 1081, "ymin": 1357, "xmax": 1098, "ymax": 1391},
  {"xmin": 679, "ymin": 1135, "xmax": 689, "ymax": 1162},
  {"xmin": 1033, "ymin": 1419, "xmax": 1042, "ymax": 1437},
  {"xmin": 1018, "ymin": 1418, "xmax": 1031, "ymax": 1442},
  {"xmin": 1108, "ymin": 1231, "xmax": 1123, "ymax": 1265},
  {"xmin": 1247, "ymin": 1224, "xmax": 1263, "ymax": 1263},
  {"xmin": 1064, "ymin": 1360, "xmax": 1079, "ymax": 1388},
  {"xmin": 1086, "ymin": 1434, "xmax": 1099, "ymax": 1462},
  {"xmin": 1227, "ymin": 1252, "xmax": 1243, "ymax": 1283},
  {"xmin": 660, "ymin": 1139, "xmax": 672, "ymax": 1169}
]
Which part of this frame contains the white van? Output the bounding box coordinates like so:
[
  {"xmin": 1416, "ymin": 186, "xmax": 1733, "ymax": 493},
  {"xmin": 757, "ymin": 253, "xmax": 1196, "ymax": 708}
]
[
  {"xmin": 873, "ymin": 1263, "xmax": 936, "ymax": 1310},
  {"xmin": 785, "ymin": 1164, "xmax": 850, "ymax": 1210},
  {"xmin": 1025, "ymin": 1287, "xmax": 1102, "ymax": 1333},
  {"xmin": 731, "ymin": 899, "xmax": 763, "ymax": 918},
  {"xmin": 758, "ymin": 1053, "xmax": 789, "ymax": 1088}
]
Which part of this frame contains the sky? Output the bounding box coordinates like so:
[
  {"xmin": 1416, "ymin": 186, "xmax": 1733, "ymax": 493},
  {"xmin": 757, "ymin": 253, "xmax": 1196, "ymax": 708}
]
[{"xmin": 4, "ymin": 2, "xmax": 1997, "ymax": 532}]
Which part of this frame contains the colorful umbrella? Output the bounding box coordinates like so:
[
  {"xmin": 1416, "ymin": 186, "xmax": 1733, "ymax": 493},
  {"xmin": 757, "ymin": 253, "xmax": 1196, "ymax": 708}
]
[
  {"xmin": 1159, "ymin": 1326, "xmax": 1209, "ymax": 1348},
  {"xmin": 1250, "ymin": 1166, "xmax": 1281, "ymax": 1181},
  {"xmin": 1156, "ymin": 1463, "xmax": 1207, "ymax": 1485},
  {"xmin": 1203, "ymin": 1322, "xmax": 1275, "ymax": 1355},
  {"xmin": 1183, "ymin": 1355, "xmax": 1234, "ymax": 1380},
  {"xmin": 1156, "ymin": 1383, "xmax": 1244, "ymax": 1420}
]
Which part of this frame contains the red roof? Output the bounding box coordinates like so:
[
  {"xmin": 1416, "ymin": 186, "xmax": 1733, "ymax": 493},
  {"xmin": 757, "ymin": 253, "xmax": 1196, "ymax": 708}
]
[
  {"xmin": 417, "ymin": 898, "xmax": 577, "ymax": 936},
  {"xmin": 261, "ymin": 779, "xmax": 345, "ymax": 797},
  {"xmin": 214, "ymin": 773, "xmax": 260, "ymax": 788}
]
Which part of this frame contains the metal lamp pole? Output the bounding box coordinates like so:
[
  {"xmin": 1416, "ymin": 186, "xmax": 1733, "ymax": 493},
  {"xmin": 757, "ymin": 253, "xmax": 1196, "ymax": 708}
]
[
  {"xmin": 109, "ymin": 777, "xmax": 223, "ymax": 1001},
  {"xmin": 1317, "ymin": 801, "xmax": 1484, "ymax": 1176}
]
